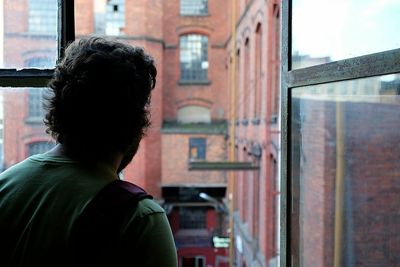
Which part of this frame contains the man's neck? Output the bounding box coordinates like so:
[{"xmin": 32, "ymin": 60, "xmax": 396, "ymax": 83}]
[{"xmin": 45, "ymin": 144, "xmax": 123, "ymax": 174}]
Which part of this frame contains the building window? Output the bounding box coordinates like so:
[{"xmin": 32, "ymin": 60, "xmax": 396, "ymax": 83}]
[
  {"xmin": 94, "ymin": 0, "xmax": 125, "ymax": 36},
  {"xmin": 270, "ymin": 156, "xmax": 279, "ymax": 256},
  {"xmin": 254, "ymin": 24, "xmax": 262, "ymax": 118},
  {"xmin": 179, "ymin": 207, "xmax": 207, "ymax": 229},
  {"xmin": 235, "ymin": 49, "xmax": 241, "ymax": 116},
  {"xmin": 243, "ymin": 38, "xmax": 250, "ymax": 119},
  {"xmin": 270, "ymin": 4, "xmax": 280, "ymax": 122},
  {"xmin": 28, "ymin": 141, "xmax": 55, "ymax": 156},
  {"xmin": 28, "ymin": 0, "xmax": 57, "ymax": 34},
  {"xmin": 180, "ymin": 0, "xmax": 208, "ymax": 16},
  {"xmin": 189, "ymin": 138, "xmax": 206, "ymax": 160},
  {"xmin": 181, "ymin": 256, "xmax": 206, "ymax": 267},
  {"xmin": 177, "ymin": 106, "xmax": 211, "ymax": 123},
  {"xmin": 180, "ymin": 35, "xmax": 208, "ymax": 83},
  {"xmin": 28, "ymin": 89, "xmax": 46, "ymax": 119}
]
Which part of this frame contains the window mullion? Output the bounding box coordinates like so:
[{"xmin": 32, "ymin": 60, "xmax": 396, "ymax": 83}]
[
  {"xmin": 0, "ymin": 69, "xmax": 54, "ymax": 87},
  {"xmin": 0, "ymin": 0, "xmax": 72, "ymax": 87},
  {"xmin": 288, "ymin": 48, "xmax": 400, "ymax": 88},
  {"xmin": 280, "ymin": 0, "xmax": 291, "ymax": 266},
  {"xmin": 58, "ymin": 0, "xmax": 75, "ymax": 61}
]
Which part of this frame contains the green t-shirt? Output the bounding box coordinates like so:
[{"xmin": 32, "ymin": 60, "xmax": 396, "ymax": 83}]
[{"xmin": 0, "ymin": 154, "xmax": 177, "ymax": 266}]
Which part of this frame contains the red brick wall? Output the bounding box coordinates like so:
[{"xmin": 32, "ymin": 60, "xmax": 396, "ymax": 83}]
[
  {"xmin": 162, "ymin": 134, "xmax": 227, "ymax": 186},
  {"xmin": 75, "ymin": 0, "xmax": 94, "ymax": 35}
]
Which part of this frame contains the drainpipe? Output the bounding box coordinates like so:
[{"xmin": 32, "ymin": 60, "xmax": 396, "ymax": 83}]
[
  {"xmin": 334, "ymin": 101, "xmax": 345, "ymax": 267},
  {"xmin": 228, "ymin": 0, "xmax": 237, "ymax": 265}
]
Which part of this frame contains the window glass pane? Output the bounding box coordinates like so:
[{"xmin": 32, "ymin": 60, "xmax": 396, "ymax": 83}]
[
  {"xmin": 179, "ymin": 207, "xmax": 207, "ymax": 229},
  {"xmin": 291, "ymin": 74, "xmax": 400, "ymax": 266},
  {"xmin": 177, "ymin": 106, "xmax": 211, "ymax": 123},
  {"xmin": 180, "ymin": 0, "xmax": 208, "ymax": 16},
  {"xmin": 75, "ymin": 0, "xmax": 125, "ymax": 36},
  {"xmin": 292, "ymin": 0, "xmax": 400, "ymax": 69},
  {"xmin": 180, "ymin": 35, "xmax": 208, "ymax": 82},
  {"xmin": 0, "ymin": 88, "xmax": 54, "ymax": 170},
  {"xmin": 1, "ymin": 0, "xmax": 58, "ymax": 69},
  {"xmin": 189, "ymin": 138, "xmax": 206, "ymax": 160}
]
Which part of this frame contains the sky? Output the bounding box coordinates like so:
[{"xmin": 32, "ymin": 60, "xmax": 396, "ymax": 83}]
[{"xmin": 292, "ymin": 0, "xmax": 400, "ymax": 61}]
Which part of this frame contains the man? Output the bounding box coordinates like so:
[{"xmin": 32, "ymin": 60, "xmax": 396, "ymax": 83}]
[{"xmin": 0, "ymin": 37, "xmax": 177, "ymax": 266}]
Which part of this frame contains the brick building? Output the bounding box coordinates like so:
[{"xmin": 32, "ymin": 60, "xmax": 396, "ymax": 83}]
[
  {"xmin": 225, "ymin": 0, "xmax": 281, "ymax": 266},
  {"xmin": 2, "ymin": 0, "xmax": 230, "ymax": 266}
]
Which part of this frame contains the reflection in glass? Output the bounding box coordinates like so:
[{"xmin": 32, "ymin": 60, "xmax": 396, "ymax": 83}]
[
  {"xmin": 2, "ymin": 0, "xmax": 58, "ymax": 69},
  {"xmin": 292, "ymin": 0, "xmax": 400, "ymax": 69},
  {"xmin": 291, "ymin": 74, "xmax": 400, "ymax": 266},
  {"xmin": 0, "ymin": 88, "xmax": 54, "ymax": 170}
]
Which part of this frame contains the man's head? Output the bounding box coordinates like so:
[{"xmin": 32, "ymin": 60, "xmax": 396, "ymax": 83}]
[{"xmin": 44, "ymin": 37, "xmax": 156, "ymax": 167}]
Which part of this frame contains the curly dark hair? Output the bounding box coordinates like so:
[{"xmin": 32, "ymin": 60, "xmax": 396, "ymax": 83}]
[{"xmin": 44, "ymin": 37, "xmax": 156, "ymax": 159}]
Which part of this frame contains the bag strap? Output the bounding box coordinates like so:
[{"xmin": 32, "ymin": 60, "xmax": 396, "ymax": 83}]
[{"xmin": 70, "ymin": 179, "xmax": 152, "ymax": 265}]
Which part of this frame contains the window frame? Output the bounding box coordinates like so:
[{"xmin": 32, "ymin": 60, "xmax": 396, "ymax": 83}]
[
  {"xmin": 179, "ymin": 34, "xmax": 209, "ymax": 84},
  {"xmin": 179, "ymin": 206, "xmax": 207, "ymax": 229},
  {"xmin": 280, "ymin": 1, "xmax": 400, "ymax": 267},
  {"xmin": 189, "ymin": 137, "xmax": 206, "ymax": 160},
  {"xmin": 180, "ymin": 0, "xmax": 209, "ymax": 16},
  {"xmin": 0, "ymin": 0, "xmax": 75, "ymax": 88}
]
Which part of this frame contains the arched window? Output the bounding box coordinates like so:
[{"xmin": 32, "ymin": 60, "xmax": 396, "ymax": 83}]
[
  {"xmin": 180, "ymin": 34, "xmax": 208, "ymax": 83},
  {"xmin": 254, "ymin": 24, "xmax": 262, "ymax": 118},
  {"xmin": 243, "ymin": 38, "xmax": 250, "ymax": 119},
  {"xmin": 177, "ymin": 105, "xmax": 211, "ymax": 123},
  {"xmin": 270, "ymin": 4, "xmax": 280, "ymax": 122}
]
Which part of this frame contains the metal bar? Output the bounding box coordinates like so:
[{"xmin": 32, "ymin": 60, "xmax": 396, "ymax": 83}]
[
  {"xmin": 0, "ymin": 69, "xmax": 54, "ymax": 77},
  {"xmin": 280, "ymin": 0, "xmax": 290, "ymax": 266},
  {"xmin": 334, "ymin": 101, "xmax": 345, "ymax": 267},
  {"xmin": 59, "ymin": 0, "xmax": 75, "ymax": 60},
  {"xmin": 0, "ymin": 69, "xmax": 53, "ymax": 87},
  {"xmin": 188, "ymin": 161, "xmax": 259, "ymax": 171},
  {"xmin": 0, "ymin": 77, "xmax": 52, "ymax": 87},
  {"xmin": 289, "ymin": 48, "xmax": 400, "ymax": 88}
]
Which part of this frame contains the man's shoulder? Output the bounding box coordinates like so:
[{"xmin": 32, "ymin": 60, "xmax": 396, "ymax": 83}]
[
  {"xmin": 105, "ymin": 180, "xmax": 165, "ymax": 217},
  {"xmin": 136, "ymin": 198, "xmax": 165, "ymax": 217},
  {"xmin": 0, "ymin": 157, "xmax": 37, "ymax": 180}
]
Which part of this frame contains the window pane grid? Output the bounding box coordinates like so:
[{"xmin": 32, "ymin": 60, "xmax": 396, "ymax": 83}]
[
  {"xmin": 28, "ymin": 0, "xmax": 58, "ymax": 35},
  {"xmin": 189, "ymin": 138, "xmax": 206, "ymax": 160},
  {"xmin": 180, "ymin": 0, "xmax": 208, "ymax": 15},
  {"xmin": 179, "ymin": 207, "xmax": 207, "ymax": 229},
  {"xmin": 180, "ymin": 35, "xmax": 208, "ymax": 82}
]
